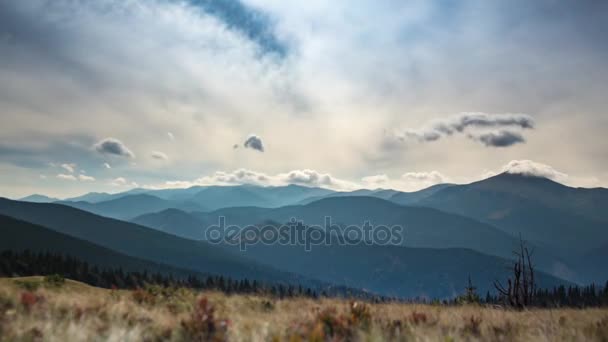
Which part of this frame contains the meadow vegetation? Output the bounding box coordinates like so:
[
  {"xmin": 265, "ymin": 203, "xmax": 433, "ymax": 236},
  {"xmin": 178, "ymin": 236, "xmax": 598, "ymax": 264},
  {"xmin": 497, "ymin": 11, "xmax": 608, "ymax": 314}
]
[{"xmin": 1, "ymin": 277, "xmax": 608, "ymax": 341}]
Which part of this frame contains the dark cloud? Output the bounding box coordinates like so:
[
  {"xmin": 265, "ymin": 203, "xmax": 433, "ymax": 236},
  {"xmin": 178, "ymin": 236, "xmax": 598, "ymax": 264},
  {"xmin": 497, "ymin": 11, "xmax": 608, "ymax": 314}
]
[
  {"xmin": 404, "ymin": 112, "xmax": 534, "ymax": 142},
  {"xmin": 386, "ymin": 112, "xmax": 534, "ymax": 148},
  {"xmin": 186, "ymin": 0, "xmax": 287, "ymax": 57},
  {"xmin": 469, "ymin": 130, "xmax": 525, "ymax": 147},
  {"xmin": 94, "ymin": 138, "xmax": 135, "ymax": 158},
  {"xmin": 243, "ymin": 135, "xmax": 264, "ymax": 152}
]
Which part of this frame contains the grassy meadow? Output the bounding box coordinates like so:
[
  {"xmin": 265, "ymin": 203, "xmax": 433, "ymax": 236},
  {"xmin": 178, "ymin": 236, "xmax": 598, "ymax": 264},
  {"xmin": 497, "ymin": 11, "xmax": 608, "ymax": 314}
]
[{"xmin": 0, "ymin": 276, "xmax": 607, "ymax": 341}]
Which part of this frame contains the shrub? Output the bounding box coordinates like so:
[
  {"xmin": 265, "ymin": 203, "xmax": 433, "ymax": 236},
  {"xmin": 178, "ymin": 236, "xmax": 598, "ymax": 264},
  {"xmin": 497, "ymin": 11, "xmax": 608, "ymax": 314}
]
[
  {"xmin": 409, "ymin": 311, "xmax": 428, "ymax": 325},
  {"xmin": 20, "ymin": 291, "xmax": 44, "ymax": 311},
  {"xmin": 462, "ymin": 315, "xmax": 482, "ymax": 336},
  {"xmin": 132, "ymin": 288, "xmax": 156, "ymax": 305},
  {"xmin": 289, "ymin": 302, "xmax": 373, "ymax": 341},
  {"xmin": 181, "ymin": 297, "xmax": 229, "ymax": 342},
  {"xmin": 14, "ymin": 280, "xmax": 40, "ymax": 291},
  {"xmin": 44, "ymin": 274, "xmax": 65, "ymax": 288}
]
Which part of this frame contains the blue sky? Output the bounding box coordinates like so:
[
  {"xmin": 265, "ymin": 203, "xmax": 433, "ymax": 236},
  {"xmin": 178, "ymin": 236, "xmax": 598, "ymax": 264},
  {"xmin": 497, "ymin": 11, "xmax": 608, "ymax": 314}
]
[{"xmin": 0, "ymin": 0, "xmax": 607, "ymax": 198}]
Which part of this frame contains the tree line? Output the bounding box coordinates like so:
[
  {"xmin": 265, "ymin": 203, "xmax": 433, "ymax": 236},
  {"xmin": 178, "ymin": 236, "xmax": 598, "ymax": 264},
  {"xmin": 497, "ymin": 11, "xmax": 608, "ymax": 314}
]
[
  {"xmin": 2, "ymin": 249, "xmax": 607, "ymax": 307},
  {"xmin": 0, "ymin": 250, "xmax": 388, "ymax": 301}
]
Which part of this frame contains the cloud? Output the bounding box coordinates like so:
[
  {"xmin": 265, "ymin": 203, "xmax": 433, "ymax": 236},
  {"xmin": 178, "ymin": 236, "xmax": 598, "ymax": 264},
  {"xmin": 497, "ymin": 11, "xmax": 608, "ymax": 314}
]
[
  {"xmin": 94, "ymin": 138, "xmax": 135, "ymax": 158},
  {"xmin": 56, "ymin": 174, "xmax": 76, "ymax": 181},
  {"xmin": 60, "ymin": 163, "xmax": 76, "ymax": 173},
  {"xmin": 103, "ymin": 163, "xmax": 111, "ymax": 169},
  {"xmin": 469, "ymin": 130, "xmax": 526, "ymax": 147},
  {"xmin": 57, "ymin": 172, "xmax": 95, "ymax": 182},
  {"xmin": 501, "ymin": 160, "xmax": 568, "ymax": 180},
  {"xmin": 78, "ymin": 174, "xmax": 95, "ymax": 182},
  {"xmin": 151, "ymin": 168, "xmax": 358, "ymax": 190},
  {"xmin": 151, "ymin": 151, "xmax": 168, "ymax": 160},
  {"xmin": 108, "ymin": 177, "xmax": 138, "ymax": 188},
  {"xmin": 167, "ymin": 132, "xmax": 175, "ymax": 141},
  {"xmin": 278, "ymin": 169, "xmax": 357, "ymax": 189},
  {"xmin": 1, "ymin": 1, "xmax": 607, "ymax": 198},
  {"xmin": 185, "ymin": 0, "xmax": 287, "ymax": 56},
  {"xmin": 398, "ymin": 171, "xmax": 449, "ymax": 190},
  {"xmin": 243, "ymin": 135, "xmax": 264, "ymax": 152},
  {"xmin": 361, "ymin": 174, "xmax": 390, "ymax": 186},
  {"xmin": 401, "ymin": 171, "xmax": 448, "ymax": 184},
  {"xmin": 390, "ymin": 113, "xmax": 534, "ymax": 148}
]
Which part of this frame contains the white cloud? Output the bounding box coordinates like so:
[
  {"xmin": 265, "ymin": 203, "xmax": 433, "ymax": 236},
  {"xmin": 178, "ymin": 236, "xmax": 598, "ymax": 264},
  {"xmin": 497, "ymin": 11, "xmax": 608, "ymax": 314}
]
[
  {"xmin": 148, "ymin": 168, "xmax": 451, "ymax": 192},
  {"xmin": 401, "ymin": 171, "xmax": 448, "ymax": 184},
  {"xmin": 103, "ymin": 163, "xmax": 111, "ymax": 169},
  {"xmin": 109, "ymin": 177, "xmax": 128, "ymax": 187},
  {"xmin": 501, "ymin": 160, "xmax": 568, "ymax": 181},
  {"xmin": 60, "ymin": 163, "xmax": 76, "ymax": 173},
  {"xmin": 151, "ymin": 151, "xmax": 169, "ymax": 160},
  {"xmin": 78, "ymin": 174, "xmax": 95, "ymax": 182},
  {"xmin": 149, "ymin": 168, "xmax": 358, "ymax": 190},
  {"xmin": 57, "ymin": 172, "xmax": 95, "ymax": 182},
  {"xmin": 477, "ymin": 160, "xmax": 600, "ymax": 188},
  {"xmin": 361, "ymin": 174, "xmax": 390, "ymax": 186},
  {"xmin": 57, "ymin": 174, "xmax": 77, "ymax": 181}
]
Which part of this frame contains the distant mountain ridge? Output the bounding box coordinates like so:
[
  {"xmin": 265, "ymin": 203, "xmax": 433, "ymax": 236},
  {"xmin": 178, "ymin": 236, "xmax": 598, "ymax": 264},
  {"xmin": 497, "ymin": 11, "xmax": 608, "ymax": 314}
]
[
  {"xmin": 411, "ymin": 173, "xmax": 608, "ymax": 258},
  {"xmin": 0, "ymin": 197, "xmax": 570, "ymax": 298},
  {"xmin": 19, "ymin": 194, "xmax": 59, "ymax": 203},
  {"xmin": 61, "ymin": 184, "xmax": 335, "ymax": 212},
  {"xmin": 134, "ymin": 196, "xmax": 577, "ymax": 282},
  {"xmin": 57, "ymin": 194, "xmax": 205, "ymax": 220}
]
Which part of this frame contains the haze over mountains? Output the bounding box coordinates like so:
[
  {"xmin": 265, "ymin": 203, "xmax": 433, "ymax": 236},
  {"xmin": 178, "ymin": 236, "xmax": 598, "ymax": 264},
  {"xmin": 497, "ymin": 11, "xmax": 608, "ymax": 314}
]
[{"xmin": 5, "ymin": 172, "xmax": 607, "ymax": 297}]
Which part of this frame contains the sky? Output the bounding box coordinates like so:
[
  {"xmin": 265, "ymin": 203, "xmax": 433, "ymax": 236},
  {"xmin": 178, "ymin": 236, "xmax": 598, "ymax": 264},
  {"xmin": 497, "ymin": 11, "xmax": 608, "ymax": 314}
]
[{"xmin": 0, "ymin": 0, "xmax": 607, "ymax": 198}]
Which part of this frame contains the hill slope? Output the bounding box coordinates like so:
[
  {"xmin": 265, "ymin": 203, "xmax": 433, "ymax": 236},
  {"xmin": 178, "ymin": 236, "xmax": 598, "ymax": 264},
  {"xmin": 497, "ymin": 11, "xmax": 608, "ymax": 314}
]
[
  {"xmin": 134, "ymin": 196, "xmax": 575, "ymax": 282},
  {"xmin": 412, "ymin": 173, "xmax": 608, "ymax": 258},
  {"xmin": 0, "ymin": 198, "xmax": 306, "ymax": 284},
  {"xmin": 217, "ymin": 228, "xmax": 569, "ymax": 298},
  {"xmin": 0, "ymin": 214, "xmax": 209, "ymax": 277},
  {"xmin": 57, "ymin": 194, "xmax": 204, "ymax": 220}
]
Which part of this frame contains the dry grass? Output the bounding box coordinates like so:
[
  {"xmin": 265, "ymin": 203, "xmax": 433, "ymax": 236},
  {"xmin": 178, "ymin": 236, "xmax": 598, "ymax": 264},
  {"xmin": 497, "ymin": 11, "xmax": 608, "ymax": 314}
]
[{"xmin": 1, "ymin": 277, "xmax": 607, "ymax": 341}]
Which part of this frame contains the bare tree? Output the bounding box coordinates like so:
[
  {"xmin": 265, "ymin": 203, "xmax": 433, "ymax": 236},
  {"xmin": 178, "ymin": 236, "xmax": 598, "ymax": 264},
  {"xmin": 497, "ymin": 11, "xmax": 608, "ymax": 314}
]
[{"xmin": 493, "ymin": 234, "xmax": 536, "ymax": 309}]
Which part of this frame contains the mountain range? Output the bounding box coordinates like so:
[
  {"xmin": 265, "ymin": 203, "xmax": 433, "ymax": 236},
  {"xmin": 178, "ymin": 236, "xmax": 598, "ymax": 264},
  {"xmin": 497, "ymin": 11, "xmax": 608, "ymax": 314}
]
[{"xmin": 7, "ymin": 172, "xmax": 607, "ymax": 297}]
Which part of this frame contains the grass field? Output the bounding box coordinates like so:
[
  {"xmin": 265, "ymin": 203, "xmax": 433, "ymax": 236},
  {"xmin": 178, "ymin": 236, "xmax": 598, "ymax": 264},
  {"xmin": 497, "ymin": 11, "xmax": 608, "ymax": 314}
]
[{"xmin": 1, "ymin": 277, "xmax": 607, "ymax": 341}]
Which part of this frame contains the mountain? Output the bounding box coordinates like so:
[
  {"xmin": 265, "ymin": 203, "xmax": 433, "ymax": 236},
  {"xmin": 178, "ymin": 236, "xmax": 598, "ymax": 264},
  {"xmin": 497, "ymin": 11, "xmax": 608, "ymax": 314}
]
[
  {"xmin": 19, "ymin": 194, "xmax": 59, "ymax": 203},
  {"xmin": 63, "ymin": 184, "xmax": 335, "ymax": 211},
  {"xmin": 217, "ymin": 228, "xmax": 568, "ymax": 298},
  {"xmin": 135, "ymin": 196, "xmax": 575, "ymax": 281},
  {"xmin": 64, "ymin": 192, "xmax": 117, "ymax": 203},
  {"xmin": 464, "ymin": 173, "xmax": 608, "ymax": 222},
  {"xmin": 297, "ymin": 188, "xmax": 402, "ymax": 205},
  {"xmin": 411, "ymin": 173, "xmax": 608, "ymax": 258},
  {"xmin": 0, "ymin": 214, "xmax": 210, "ymax": 278},
  {"xmin": 390, "ymin": 184, "xmax": 455, "ymax": 206},
  {"xmin": 187, "ymin": 184, "xmax": 334, "ymax": 210},
  {"xmin": 0, "ymin": 197, "xmax": 571, "ymax": 297},
  {"xmin": 0, "ymin": 198, "xmax": 306, "ymax": 284},
  {"xmin": 133, "ymin": 208, "xmax": 206, "ymax": 239},
  {"xmin": 57, "ymin": 194, "xmax": 204, "ymax": 220},
  {"xmin": 581, "ymin": 243, "xmax": 608, "ymax": 283}
]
